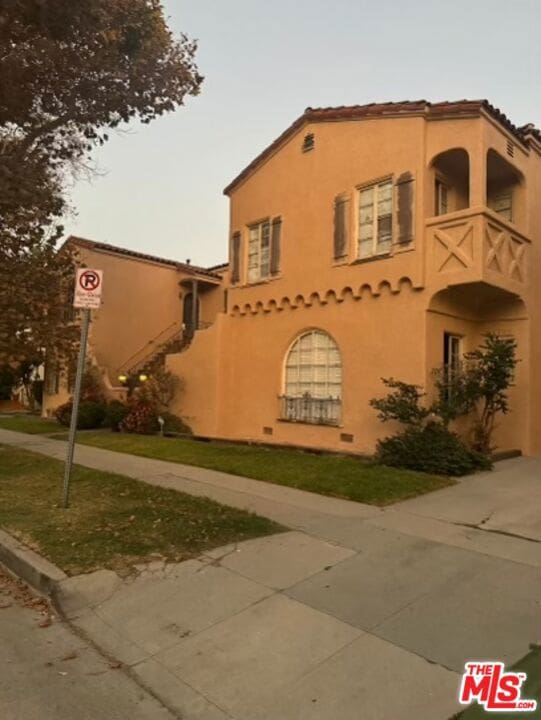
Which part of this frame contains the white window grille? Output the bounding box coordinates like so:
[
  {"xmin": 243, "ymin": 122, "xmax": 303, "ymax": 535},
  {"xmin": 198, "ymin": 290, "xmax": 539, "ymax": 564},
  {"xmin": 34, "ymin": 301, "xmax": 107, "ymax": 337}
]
[
  {"xmin": 248, "ymin": 220, "xmax": 271, "ymax": 282},
  {"xmin": 358, "ymin": 179, "xmax": 393, "ymax": 259},
  {"xmin": 281, "ymin": 330, "xmax": 342, "ymax": 425}
]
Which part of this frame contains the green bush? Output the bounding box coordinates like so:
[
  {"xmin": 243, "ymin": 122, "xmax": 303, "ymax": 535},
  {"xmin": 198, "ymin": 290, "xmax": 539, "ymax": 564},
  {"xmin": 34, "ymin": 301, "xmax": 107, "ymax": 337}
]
[
  {"xmin": 54, "ymin": 402, "xmax": 72, "ymax": 426},
  {"xmin": 159, "ymin": 412, "xmax": 192, "ymax": 436},
  {"xmin": 103, "ymin": 400, "xmax": 130, "ymax": 432},
  {"xmin": 0, "ymin": 365, "xmax": 17, "ymax": 400},
  {"xmin": 54, "ymin": 400, "xmax": 107, "ymax": 429},
  {"xmin": 375, "ymin": 422, "xmax": 492, "ymax": 477}
]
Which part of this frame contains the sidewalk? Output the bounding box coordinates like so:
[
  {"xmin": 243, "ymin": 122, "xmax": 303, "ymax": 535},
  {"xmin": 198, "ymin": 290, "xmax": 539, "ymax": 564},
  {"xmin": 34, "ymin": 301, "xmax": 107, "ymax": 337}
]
[{"xmin": 1, "ymin": 428, "xmax": 540, "ymax": 719}]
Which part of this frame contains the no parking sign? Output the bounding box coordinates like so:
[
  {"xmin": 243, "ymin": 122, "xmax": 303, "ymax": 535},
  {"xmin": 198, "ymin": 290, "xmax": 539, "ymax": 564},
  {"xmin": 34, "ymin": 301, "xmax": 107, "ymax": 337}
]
[
  {"xmin": 74, "ymin": 268, "xmax": 103, "ymax": 309},
  {"xmin": 63, "ymin": 267, "xmax": 103, "ymax": 508}
]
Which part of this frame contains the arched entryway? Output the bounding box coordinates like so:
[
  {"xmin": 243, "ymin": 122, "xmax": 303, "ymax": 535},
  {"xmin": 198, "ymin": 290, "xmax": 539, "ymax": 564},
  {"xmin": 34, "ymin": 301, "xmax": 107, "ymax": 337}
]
[{"xmin": 426, "ymin": 283, "xmax": 529, "ymax": 453}]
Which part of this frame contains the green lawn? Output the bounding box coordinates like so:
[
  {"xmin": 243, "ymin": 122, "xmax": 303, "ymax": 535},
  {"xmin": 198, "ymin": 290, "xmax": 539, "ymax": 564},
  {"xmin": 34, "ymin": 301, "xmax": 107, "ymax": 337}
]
[
  {"xmin": 0, "ymin": 444, "xmax": 282, "ymax": 576},
  {"xmin": 68, "ymin": 432, "xmax": 454, "ymax": 505},
  {"xmin": 0, "ymin": 415, "xmax": 62, "ymax": 434}
]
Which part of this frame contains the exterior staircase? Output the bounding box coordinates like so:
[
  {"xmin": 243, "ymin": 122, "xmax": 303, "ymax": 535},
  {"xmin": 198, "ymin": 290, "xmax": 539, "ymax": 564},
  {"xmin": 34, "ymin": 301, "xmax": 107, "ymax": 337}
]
[{"xmin": 115, "ymin": 320, "xmax": 211, "ymax": 380}]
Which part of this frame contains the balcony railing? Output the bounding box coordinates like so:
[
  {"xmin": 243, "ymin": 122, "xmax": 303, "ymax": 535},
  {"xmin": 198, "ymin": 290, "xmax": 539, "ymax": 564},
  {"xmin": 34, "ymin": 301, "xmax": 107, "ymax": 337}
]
[
  {"xmin": 279, "ymin": 395, "xmax": 341, "ymax": 426},
  {"xmin": 426, "ymin": 207, "xmax": 530, "ymax": 295}
]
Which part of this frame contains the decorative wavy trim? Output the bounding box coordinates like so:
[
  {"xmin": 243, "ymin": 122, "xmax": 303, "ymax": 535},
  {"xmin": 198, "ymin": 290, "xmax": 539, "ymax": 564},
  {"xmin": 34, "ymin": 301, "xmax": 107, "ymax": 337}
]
[{"xmin": 230, "ymin": 277, "xmax": 417, "ymax": 316}]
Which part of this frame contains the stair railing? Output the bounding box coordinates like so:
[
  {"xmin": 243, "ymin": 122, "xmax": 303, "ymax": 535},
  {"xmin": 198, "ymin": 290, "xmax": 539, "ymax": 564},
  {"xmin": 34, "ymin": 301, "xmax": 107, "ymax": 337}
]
[{"xmin": 116, "ymin": 321, "xmax": 183, "ymax": 376}]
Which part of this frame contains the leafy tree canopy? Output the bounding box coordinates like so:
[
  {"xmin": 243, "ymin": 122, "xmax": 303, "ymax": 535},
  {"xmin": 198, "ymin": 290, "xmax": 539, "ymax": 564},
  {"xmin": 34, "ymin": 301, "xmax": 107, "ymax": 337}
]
[{"xmin": 0, "ymin": 0, "xmax": 202, "ymax": 366}]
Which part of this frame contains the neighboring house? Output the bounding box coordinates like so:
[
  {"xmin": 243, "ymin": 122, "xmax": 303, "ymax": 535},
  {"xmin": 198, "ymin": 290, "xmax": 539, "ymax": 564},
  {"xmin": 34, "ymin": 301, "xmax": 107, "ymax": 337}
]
[
  {"xmin": 166, "ymin": 100, "xmax": 541, "ymax": 456},
  {"xmin": 44, "ymin": 99, "xmax": 541, "ymax": 457},
  {"xmin": 42, "ymin": 237, "xmax": 227, "ymax": 416}
]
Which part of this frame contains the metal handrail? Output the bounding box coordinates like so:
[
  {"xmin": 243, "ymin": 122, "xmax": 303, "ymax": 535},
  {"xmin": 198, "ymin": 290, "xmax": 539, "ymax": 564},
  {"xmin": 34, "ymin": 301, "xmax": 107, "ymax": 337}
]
[
  {"xmin": 117, "ymin": 321, "xmax": 181, "ymax": 373},
  {"xmin": 279, "ymin": 395, "xmax": 341, "ymax": 426}
]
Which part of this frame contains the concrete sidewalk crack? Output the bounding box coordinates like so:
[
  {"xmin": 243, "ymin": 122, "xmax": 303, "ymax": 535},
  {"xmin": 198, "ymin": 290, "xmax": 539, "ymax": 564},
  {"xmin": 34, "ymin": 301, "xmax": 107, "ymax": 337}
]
[{"xmin": 450, "ymin": 519, "xmax": 541, "ymax": 545}]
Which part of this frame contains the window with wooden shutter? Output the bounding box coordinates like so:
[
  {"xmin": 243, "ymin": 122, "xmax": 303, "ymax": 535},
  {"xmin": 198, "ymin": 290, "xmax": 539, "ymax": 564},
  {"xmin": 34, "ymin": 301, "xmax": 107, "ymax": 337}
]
[
  {"xmin": 270, "ymin": 217, "xmax": 282, "ymax": 275},
  {"xmin": 247, "ymin": 220, "xmax": 271, "ymax": 282},
  {"xmin": 396, "ymin": 172, "xmax": 414, "ymax": 245},
  {"xmin": 358, "ymin": 180, "xmax": 393, "ymax": 258},
  {"xmin": 231, "ymin": 231, "xmax": 241, "ymax": 284},
  {"xmin": 333, "ymin": 195, "xmax": 349, "ymax": 259}
]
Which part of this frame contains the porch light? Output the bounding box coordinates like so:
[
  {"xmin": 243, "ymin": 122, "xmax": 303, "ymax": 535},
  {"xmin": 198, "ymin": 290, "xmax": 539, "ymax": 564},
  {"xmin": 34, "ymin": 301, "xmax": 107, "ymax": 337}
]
[
  {"xmin": 118, "ymin": 374, "xmax": 128, "ymax": 384},
  {"xmin": 138, "ymin": 374, "xmax": 148, "ymax": 383}
]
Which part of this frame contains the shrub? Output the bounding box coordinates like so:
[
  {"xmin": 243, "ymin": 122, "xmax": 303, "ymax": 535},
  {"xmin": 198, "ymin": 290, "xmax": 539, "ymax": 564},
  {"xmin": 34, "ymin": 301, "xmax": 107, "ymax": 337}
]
[
  {"xmin": 103, "ymin": 400, "xmax": 130, "ymax": 432},
  {"xmin": 79, "ymin": 366, "xmax": 107, "ymax": 403},
  {"xmin": 54, "ymin": 400, "xmax": 106, "ymax": 429},
  {"xmin": 119, "ymin": 401, "xmax": 157, "ymax": 434},
  {"xmin": 375, "ymin": 422, "xmax": 492, "ymax": 477},
  {"xmin": 0, "ymin": 365, "xmax": 17, "ymax": 400},
  {"xmin": 54, "ymin": 401, "xmax": 72, "ymax": 427},
  {"xmin": 370, "ymin": 378, "xmax": 430, "ymax": 427},
  {"xmin": 159, "ymin": 412, "xmax": 192, "ymax": 436},
  {"xmin": 136, "ymin": 369, "xmax": 180, "ymax": 411}
]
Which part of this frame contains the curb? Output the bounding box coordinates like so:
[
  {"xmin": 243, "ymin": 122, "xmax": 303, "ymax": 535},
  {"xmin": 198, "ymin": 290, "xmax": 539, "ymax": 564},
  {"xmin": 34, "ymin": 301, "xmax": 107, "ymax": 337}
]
[{"xmin": 0, "ymin": 528, "xmax": 67, "ymax": 595}]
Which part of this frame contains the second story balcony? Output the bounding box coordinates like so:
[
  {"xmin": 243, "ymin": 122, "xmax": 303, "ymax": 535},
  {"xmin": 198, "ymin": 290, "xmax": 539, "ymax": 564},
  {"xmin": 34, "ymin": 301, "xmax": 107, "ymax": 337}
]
[
  {"xmin": 426, "ymin": 207, "xmax": 530, "ymax": 297},
  {"xmin": 426, "ymin": 146, "xmax": 530, "ymax": 298}
]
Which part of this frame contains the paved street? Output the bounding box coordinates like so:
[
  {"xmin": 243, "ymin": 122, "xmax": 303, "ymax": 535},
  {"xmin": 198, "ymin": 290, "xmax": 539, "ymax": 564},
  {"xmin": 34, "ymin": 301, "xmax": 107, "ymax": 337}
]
[
  {"xmin": 1, "ymin": 429, "xmax": 540, "ymax": 719},
  {"xmin": 0, "ymin": 569, "xmax": 175, "ymax": 720}
]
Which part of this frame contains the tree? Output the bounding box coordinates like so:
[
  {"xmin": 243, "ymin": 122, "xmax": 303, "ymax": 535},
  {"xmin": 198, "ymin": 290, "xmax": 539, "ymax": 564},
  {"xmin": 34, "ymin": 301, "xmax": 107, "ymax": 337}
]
[
  {"xmin": 370, "ymin": 378, "xmax": 430, "ymax": 427},
  {"xmin": 137, "ymin": 368, "xmax": 181, "ymax": 412},
  {"xmin": 433, "ymin": 333, "xmax": 518, "ymax": 454},
  {"xmin": 370, "ymin": 333, "xmax": 518, "ymax": 470},
  {"xmin": 0, "ymin": 0, "xmax": 202, "ymax": 366}
]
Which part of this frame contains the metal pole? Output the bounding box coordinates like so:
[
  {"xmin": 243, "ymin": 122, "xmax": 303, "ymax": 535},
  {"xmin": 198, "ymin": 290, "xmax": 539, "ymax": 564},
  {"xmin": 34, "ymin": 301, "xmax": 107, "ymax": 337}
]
[{"xmin": 62, "ymin": 307, "xmax": 91, "ymax": 509}]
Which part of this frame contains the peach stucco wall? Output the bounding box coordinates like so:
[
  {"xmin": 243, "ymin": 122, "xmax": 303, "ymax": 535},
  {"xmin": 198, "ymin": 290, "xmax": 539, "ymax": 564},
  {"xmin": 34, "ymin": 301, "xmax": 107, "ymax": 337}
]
[
  {"xmin": 168, "ymin": 109, "xmax": 540, "ymax": 456},
  {"xmin": 42, "ymin": 245, "xmax": 223, "ymax": 415}
]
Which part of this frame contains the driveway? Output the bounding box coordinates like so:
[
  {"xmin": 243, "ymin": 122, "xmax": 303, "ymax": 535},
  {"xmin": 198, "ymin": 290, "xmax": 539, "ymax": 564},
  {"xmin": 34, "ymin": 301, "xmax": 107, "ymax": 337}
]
[{"xmin": 383, "ymin": 456, "xmax": 541, "ymax": 542}]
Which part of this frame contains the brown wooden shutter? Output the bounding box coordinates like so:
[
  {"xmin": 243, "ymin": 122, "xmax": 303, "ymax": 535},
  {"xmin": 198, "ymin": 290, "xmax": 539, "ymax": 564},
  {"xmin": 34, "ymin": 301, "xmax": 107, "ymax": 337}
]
[
  {"xmin": 333, "ymin": 194, "xmax": 349, "ymax": 259},
  {"xmin": 231, "ymin": 231, "xmax": 241, "ymax": 283},
  {"xmin": 270, "ymin": 217, "xmax": 282, "ymax": 275},
  {"xmin": 396, "ymin": 172, "xmax": 414, "ymax": 245}
]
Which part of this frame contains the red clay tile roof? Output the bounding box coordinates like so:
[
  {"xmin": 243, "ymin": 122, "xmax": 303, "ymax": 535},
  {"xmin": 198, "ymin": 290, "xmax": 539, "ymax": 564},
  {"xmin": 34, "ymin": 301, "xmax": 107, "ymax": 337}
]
[
  {"xmin": 207, "ymin": 261, "xmax": 229, "ymax": 272},
  {"xmin": 67, "ymin": 236, "xmax": 224, "ymax": 279},
  {"xmin": 223, "ymin": 99, "xmax": 540, "ymax": 195}
]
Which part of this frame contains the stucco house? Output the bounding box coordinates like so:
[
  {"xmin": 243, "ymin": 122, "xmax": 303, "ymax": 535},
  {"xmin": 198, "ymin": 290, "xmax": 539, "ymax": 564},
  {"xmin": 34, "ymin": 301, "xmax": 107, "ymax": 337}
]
[
  {"xmin": 42, "ymin": 237, "xmax": 227, "ymax": 415},
  {"xmin": 44, "ymin": 100, "xmax": 541, "ymax": 456}
]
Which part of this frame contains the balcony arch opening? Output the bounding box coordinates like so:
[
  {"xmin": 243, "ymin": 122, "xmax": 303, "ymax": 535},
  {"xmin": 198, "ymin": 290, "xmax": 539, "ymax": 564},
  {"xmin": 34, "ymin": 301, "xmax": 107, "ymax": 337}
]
[
  {"xmin": 430, "ymin": 148, "xmax": 470, "ymax": 217},
  {"xmin": 486, "ymin": 149, "xmax": 524, "ymax": 225}
]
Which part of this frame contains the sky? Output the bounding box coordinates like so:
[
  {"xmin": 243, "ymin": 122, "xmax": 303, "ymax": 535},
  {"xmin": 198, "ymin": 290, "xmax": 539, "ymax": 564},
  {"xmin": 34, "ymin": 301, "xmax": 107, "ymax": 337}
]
[{"xmin": 63, "ymin": 0, "xmax": 541, "ymax": 267}]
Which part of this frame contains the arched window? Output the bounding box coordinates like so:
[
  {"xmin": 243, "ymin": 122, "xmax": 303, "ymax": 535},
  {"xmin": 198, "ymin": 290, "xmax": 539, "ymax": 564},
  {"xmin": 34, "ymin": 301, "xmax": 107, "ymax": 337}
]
[{"xmin": 281, "ymin": 330, "xmax": 342, "ymax": 425}]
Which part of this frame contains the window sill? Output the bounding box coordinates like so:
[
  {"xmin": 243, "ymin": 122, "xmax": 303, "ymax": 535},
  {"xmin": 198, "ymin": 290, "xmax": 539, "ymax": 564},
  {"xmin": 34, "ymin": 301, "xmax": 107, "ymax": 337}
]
[
  {"xmin": 277, "ymin": 418, "xmax": 342, "ymax": 428},
  {"xmin": 351, "ymin": 252, "xmax": 392, "ymax": 266},
  {"xmin": 238, "ymin": 275, "xmax": 281, "ymax": 289}
]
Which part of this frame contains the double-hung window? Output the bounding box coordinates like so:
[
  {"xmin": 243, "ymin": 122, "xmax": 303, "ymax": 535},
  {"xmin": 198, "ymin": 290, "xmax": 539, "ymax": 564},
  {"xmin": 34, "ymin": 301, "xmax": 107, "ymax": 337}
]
[
  {"xmin": 358, "ymin": 179, "xmax": 393, "ymax": 259},
  {"xmin": 248, "ymin": 220, "xmax": 271, "ymax": 282}
]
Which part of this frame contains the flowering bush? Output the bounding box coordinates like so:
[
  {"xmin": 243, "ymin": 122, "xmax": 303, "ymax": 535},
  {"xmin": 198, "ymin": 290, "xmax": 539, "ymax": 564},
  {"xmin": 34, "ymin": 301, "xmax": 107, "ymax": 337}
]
[{"xmin": 119, "ymin": 400, "xmax": 157, "ymax": 434}]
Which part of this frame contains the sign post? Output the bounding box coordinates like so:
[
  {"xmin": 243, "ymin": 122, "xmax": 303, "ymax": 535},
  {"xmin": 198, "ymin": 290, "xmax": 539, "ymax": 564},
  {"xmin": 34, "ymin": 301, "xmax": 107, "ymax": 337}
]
[{"xmin": 62, "ymin": 269, "xmax": 103, "ymax": 508}]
